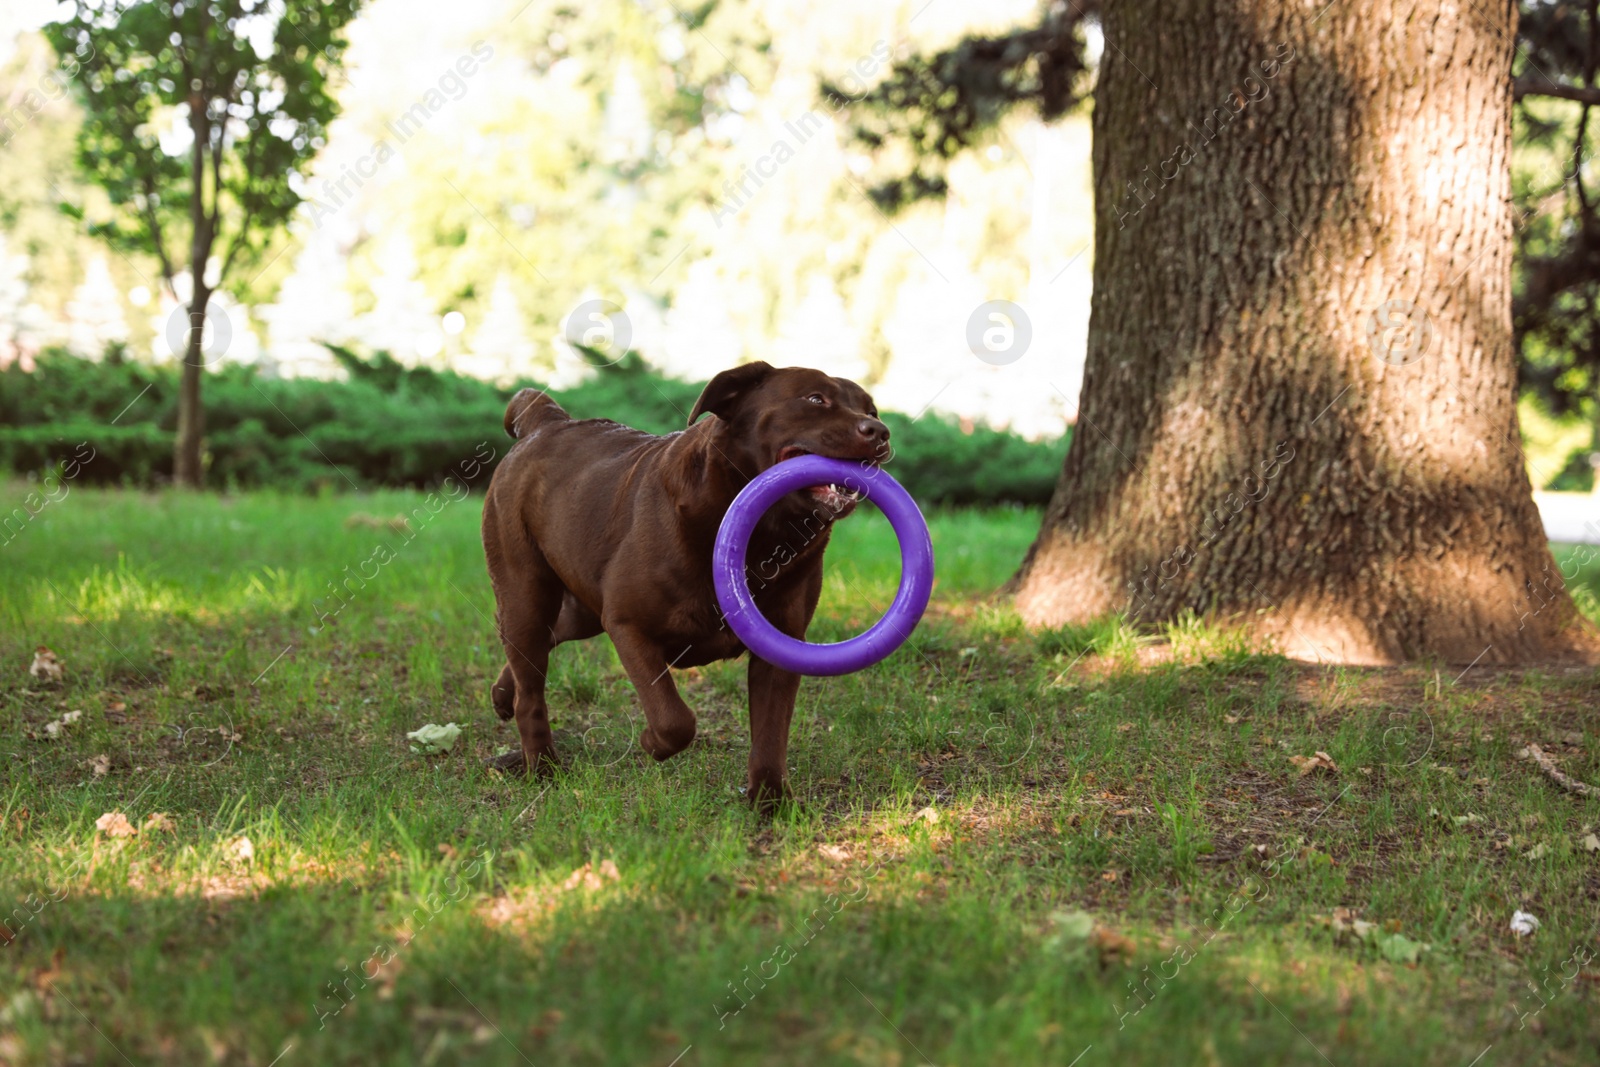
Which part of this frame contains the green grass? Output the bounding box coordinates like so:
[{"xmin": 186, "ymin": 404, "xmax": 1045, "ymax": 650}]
[{"xmin": 1, "ymin": 483, "xmax": 1598, "ymax": 1066}]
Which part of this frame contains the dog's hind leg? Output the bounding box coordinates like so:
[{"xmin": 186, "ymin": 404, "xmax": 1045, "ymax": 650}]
[
  {"xmin": 550, "ymin": 592, "xmax": 603, "ymax": 644},
  {"xmin": 491, "ymin": 663, "xmax": 515, "ymax": 722},
  {"xmin": 490, "ymin": 596, "xmax": 597, "ymax": 730},
  {"xmin": 486, "ymin": 568, "xmax": 564, "ymax": 776},
  {"xmin": 606, "ymin": 624, "xmax": 698, "ymax": 760},
  {"xmin": 483, "ymin": 499, "xmax": 564, "ymax": 776}
]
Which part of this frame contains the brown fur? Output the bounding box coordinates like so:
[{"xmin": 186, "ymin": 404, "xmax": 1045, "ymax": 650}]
[{"xmin": 480, "ymin": 362, "xmax": 890, "ymax": 807}]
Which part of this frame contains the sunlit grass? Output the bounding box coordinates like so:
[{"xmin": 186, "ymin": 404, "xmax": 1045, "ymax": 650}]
[{"xmin": 1, "ymin": 483, "xmax": 1597, "ymax": 1065}]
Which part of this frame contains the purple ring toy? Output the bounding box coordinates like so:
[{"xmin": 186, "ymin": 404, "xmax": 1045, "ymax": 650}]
[{"xmin": 713, "ymin": 455, "xmax": 934, "ymax": 676}]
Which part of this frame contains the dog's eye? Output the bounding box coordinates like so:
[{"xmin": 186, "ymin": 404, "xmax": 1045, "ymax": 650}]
[{"xmin": 806, "ymin": 393, "xmax": 827, "ymax": 406}]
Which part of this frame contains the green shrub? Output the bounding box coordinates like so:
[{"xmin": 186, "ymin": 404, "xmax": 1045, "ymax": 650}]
[{"xmin": 0, "ymin": 348, "xmax": 1068, "ymax": 504}]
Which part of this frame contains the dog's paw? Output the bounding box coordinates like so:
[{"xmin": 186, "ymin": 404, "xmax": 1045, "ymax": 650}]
[
  {"xmin": 639, "ymin": 725, "xmax": 695, "ymax": 760},
  {"xmin": 486, "ymin": 747, "xmax": 561, "ymax": 779},
  {"xmin": 744, "ymin": 777, "xmax": 794, "ymax": 816},
  {"xmin": 485, "ymin": 749, "xmax": 528, "ymax": 776},
  {"xmin": 491, "ymin": 682, "xmax": 515, "ymax": 722}
]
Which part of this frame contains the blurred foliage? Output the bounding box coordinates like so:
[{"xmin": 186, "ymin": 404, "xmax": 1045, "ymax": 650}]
[
  {"xmin": 3, "ymin": 1, "xmax": 1075, "ymax": 437},
  {"xmin": 1513, "ymin": 1, "xmax": 1600, "ymax": 486},
  {"xmin": 374, "ymin": 0, "xmax": 754, "ymax": 354},
  {"xmin": 0, "ymin": 32, "xmax": 150, "ymax": 352},
  {"xmin": 1519, "ymin": 394, "xmax": 1595, "ymax": 491},
  {"xmin": 42, "ymin": 0, "xmax": 363, "ymax": 296},
  {"xmin": 0, "ymin": 348, "xmax": 1068, "ymax": 504},
  {"xmin": 821, "ymin": 1, "xmax": 1098, "ymax": 213}
]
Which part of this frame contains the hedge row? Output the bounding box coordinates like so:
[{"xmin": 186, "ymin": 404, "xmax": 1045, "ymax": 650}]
[{"xmin": 0, "ymin": 348, "xmax": 1068, "ymax": 506}]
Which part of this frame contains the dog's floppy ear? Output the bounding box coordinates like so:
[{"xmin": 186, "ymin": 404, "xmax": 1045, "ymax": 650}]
[{"xmin": 688, "ymin": 361, "xmax": 775, "ymax": 426}]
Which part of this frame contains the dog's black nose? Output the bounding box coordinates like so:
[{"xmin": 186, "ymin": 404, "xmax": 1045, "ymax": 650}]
[{"xmin": 857, "ymin": 418, "xmax": 889, "ymax": 445}]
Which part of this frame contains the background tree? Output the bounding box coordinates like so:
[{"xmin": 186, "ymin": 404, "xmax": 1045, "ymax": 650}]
[
  {"xmin": 387, "ymin": 0, "xmax": 919, "ymax": 389},
  {"xmin": 1513, "ymin": 1, "xmax": 1600, "ymax": 488},
  {"xmin": 834, "ymin": 0, "xmax": 1593, "ymax": 664},
  {"xmin": 45, "ymin": 0, "xmax": 361, "ymax": 488},
  {"xmin": 389, "ymin": 0, "xmax": 730, "ymax": 377}
]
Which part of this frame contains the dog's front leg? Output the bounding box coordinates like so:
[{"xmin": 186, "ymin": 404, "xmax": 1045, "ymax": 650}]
[
  {"xmin": 746, "ymin": 655, "xmax": 800, "ymax": 808},
  {"xmin": 607, "ymin": 624, "xmax": 698, "ymax": 760},
  {"xmin": 742, "ymin": 567, "xmax": 819, "ymax": 810}
]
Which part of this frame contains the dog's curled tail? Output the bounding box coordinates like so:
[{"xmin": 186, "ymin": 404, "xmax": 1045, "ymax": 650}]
[{"xmin": 503, "ymin": 388, "xmax": 569, "ymax": 439}]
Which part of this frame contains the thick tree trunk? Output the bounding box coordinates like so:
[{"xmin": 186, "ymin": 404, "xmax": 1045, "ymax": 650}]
[
  {"xmin": 172, "ymin": 290, "xmax": 208, "ymax": 489},
  {"xmin": 1012, "ymin": 0, "xmax": 1594, "ymax": 664}
]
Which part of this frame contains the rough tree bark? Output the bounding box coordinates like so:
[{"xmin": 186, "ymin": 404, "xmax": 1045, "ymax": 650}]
[
  {"xmin": 1011, "ymin": 0, "xmax": 1593, "ymax": 664},
  {"xmin": 173, "ymin": 287, "xmax": 208, "ymax": 489},
  {"xmin": 173, "ymin": 88, "xmax": 214, "ymax": 490}
]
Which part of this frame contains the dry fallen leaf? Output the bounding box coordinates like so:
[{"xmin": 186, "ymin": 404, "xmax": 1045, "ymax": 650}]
[
  {"xmin": 228, "ymin": 836, "xmax": 255, "ymax": 863},
  {"xmin": 1116, "ymin": 722, "xmax": 1135, "ymax": 733},
  {"xmin": 142, "ymin": 813, "xmax": 173, "ymax": 833},
  {"xmin": 912, "ymin": 806, "xmax": 940, "ymax": 825},
  {"xmin": 28, "ymin": 647, "xmax": 64, "ymax": 683},
  {"xmin": 41, "ymin": 709, "xmax": 85, "ymax": 741},
  {"xmin": 1289, "ymin": 751, "xmax": 1339, "ymax": 776},
  {"xmin": 1326, "ymin": 906, "xmax": 1377, "ymax": 942},
  {"xmin": 95, "ymin": 811, "xmax": 136, "ymax": 838},
  {"xmin": 87, "ymin": 754, "xmax": 110, "ymax": 777},
  {"xmin": 1582, "ymin": 833, "xmax": 1600, "ymax": 853},
  {"xmin": 1091, "ymin": 927, "xmax": 1136, "ymax": 963},
  {"xmin": 1224, "ymin": 715, "xmax": 1241, "ymax": 725},
  {"xmin": 817, "ymin": 844, "xmax": 851, "ymax": 864}
]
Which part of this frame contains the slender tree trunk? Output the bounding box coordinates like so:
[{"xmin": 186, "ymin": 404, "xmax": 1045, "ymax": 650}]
[
  {"xmin": 1012, "ymin": 0, "xmax": 1594, "ymax": 664},
  {"xmin": 173, "ymin": 288, "xmax": 209, "ymax": 488},
  {"xmin": 174, "ymin": 89, "xmax": 212, "ymax": 490}
]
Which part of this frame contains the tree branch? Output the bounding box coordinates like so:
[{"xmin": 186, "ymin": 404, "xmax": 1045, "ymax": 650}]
[
  {"xmin": 1514, "ymin": 74, "xmax": 1600, "ymax": 106},
  {"xmin": 189, "ymin": 88, "xmax": 213, "ymax": 301},
  {"xmin": 217, "ymin": 201, "xmax": 257, "ymax": 282},
  {"xmin": 139, "ymin": 175, "xmax": 178, "ymax": 299},
  {"xmin": 1520, "ymin": 743, "xmax": 1599, "ymax": 797}
]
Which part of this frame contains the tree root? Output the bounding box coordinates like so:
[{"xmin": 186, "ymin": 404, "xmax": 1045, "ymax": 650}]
[{"xmin": 1519, "ymin": 743, "xmax": 1598, "ymax": 798}]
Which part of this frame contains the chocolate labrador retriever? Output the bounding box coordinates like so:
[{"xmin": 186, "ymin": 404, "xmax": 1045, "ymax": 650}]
[{"xmin": 480, "ymin": 361, "xmax": 890, "ymax": 805}]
